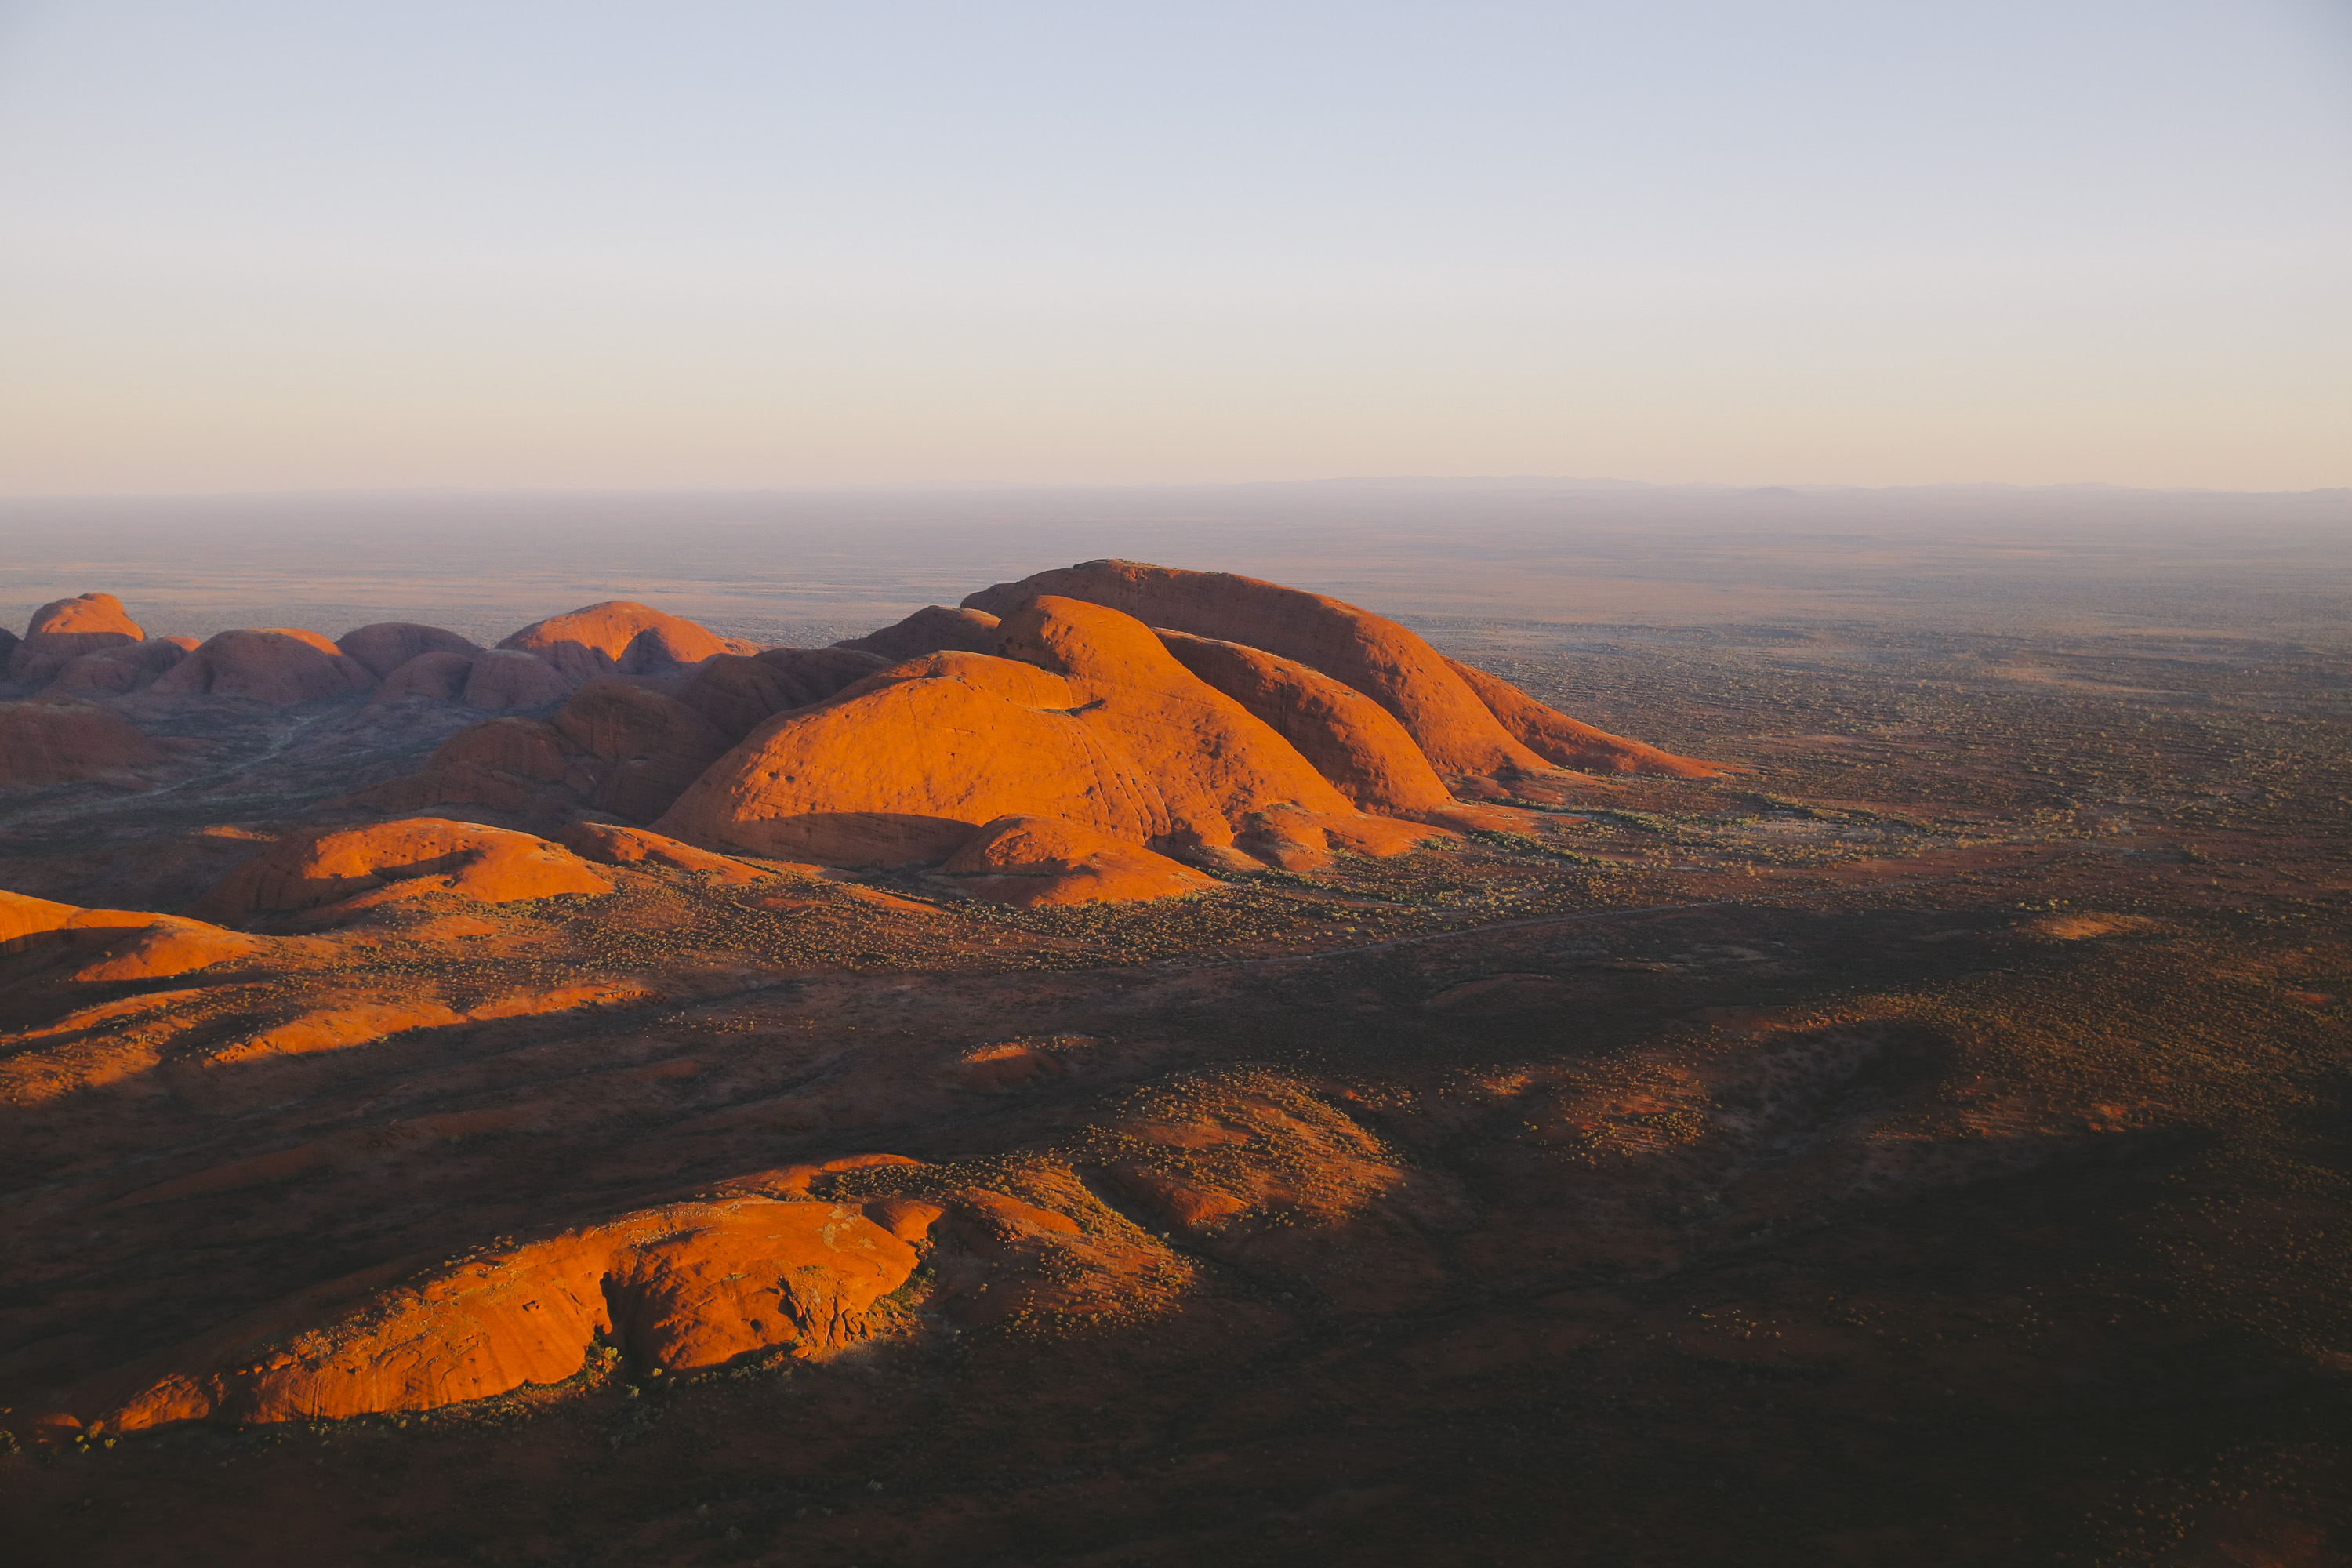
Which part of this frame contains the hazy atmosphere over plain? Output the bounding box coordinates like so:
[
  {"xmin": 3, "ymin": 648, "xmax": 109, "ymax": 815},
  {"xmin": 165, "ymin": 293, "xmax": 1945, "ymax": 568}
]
[{"xmin": 2, "ymin": 0, "xmax": 2347, "ymax": 493}]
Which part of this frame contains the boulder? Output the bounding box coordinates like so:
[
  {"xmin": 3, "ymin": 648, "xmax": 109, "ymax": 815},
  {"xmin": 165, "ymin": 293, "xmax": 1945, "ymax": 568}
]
[
  {"xmin": 496, "ymin": 601, "xmax": 755, "ymax": 683},
  {"xmin": 1157, "ymin": 630, "xmax": 1457, "ymax": 815},
  {"xmin": 943, "ymin": 815, "xmax": 1215, "ymax": 907},
  {"xmin": 371, "ymin": 649, "xmax": 476, "ymax": 702},
  {"xmin": 45, "ymin": 636, "xmax": 196, "ymax": 696},
  {"xmin": 0, "ymin": 700, "xmax": 172, "ymax": 786},
  {"xmin": 673, "ymin": 648, "xmax": 888, "ymax": 742},
  {"xmin": 655, "ymin": 650, "xmax": 1171, "ymax": 866},
  {"xmin": 189, "ymin": 818, "xmax": 612, "ymax": 921},
  {"xmin": 550, "ymin": 680, "xmax": 733, "ymax": 822},
  {"xmin": 9, "ymin": 593, "xmax": 144, "ymax": 685},
  {"xmin": 153, "ymin": 630, "xmax": 376, "ymax": 704},
  {"xmin": 965, "ymin": 561, "xmax": 1556, "ymax": 776},
  {"xmin": 461, "ymin": 648, "xmax": 577, "ymax": 710},
  {"xmin": 1439, "ymin": 656, "xmax": 1727, "ymax": 778},
  {"xmin": 837, "ymin": 604, "xmax": 1002, "ymax": 662},
  {"xmin": 336, "ymin": 622, "xmax": 482, "ymax": 681}
]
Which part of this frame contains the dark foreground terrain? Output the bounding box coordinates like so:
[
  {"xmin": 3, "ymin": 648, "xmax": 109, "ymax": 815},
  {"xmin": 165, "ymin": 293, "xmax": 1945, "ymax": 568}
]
[{"xmin": 4, "ymin": 615, "xmax": 2348, "ymax": 1566}]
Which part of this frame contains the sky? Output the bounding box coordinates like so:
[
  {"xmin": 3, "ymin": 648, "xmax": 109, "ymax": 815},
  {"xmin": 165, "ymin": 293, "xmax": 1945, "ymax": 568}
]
[{"xmin": 0, "ymin": 1, "xmax": 2346, "ymax": 494}]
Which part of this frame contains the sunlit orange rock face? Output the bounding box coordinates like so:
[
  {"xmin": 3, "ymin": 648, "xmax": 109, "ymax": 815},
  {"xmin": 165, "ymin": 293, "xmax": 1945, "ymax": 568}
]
[
  {"xmin": 8, "ymin": 592, "xmax": 144, "ymax": 684},
  {"xmin": 189, "ymin": 818, "xmax": 612, "ymax": 923},
  {"xmin": 965, "ymin": 558, "xmax": 1721, "ymax": 780},
  {"xmin": 1156, "ymin": 629, "xmax": 1457, "ymax": 816},
  {"xmin": 154, "ymin": 629, "xmax": 377, "ymax": 704},
  {"xmin": 84, "ymin": 1194, "xmax": 927, "ymax": 1429},
  {"xmin": 657, "ymin": 648, "xmax": 1169, "ymax": 866},
  {"xmin": 498, "ymin": 601, "xmax": 757, "ymax": 684},
  {"xmin": 657, "ymin": 598, "xmax": 1456, "ymax": 873},
  {"xmin": 0, "ymin": 889, "xmax": 263, "ymax": 982}
]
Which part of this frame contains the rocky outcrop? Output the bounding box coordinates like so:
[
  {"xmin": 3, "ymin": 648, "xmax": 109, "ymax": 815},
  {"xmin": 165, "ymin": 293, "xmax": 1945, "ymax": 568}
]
[
  {"xmin": 943, "ymin": 815, "xmax": 1215, "ymax": 907},
  {"xmin": 496, "ymin": 601, "xmax": 755, "ymax": 684},
  {"xmin": 0, "ymin": 889, "xmax": 263, "ymax": 982},
  {"xmin": 372, "ymin": 649, "xmax": 477, "ymax": 702},
  {"xmin": 189, "ymin": 818, "xmax": 612, "ymax": 922},
  {"xmin": 674, "ymin": 648, "xmax": 889, "ymax": 742},
  {"xmin": 550, "ymin": 680, "xmax": 734, "ymax": 822},
  {"xmin": 837, "ymin": 605, "xmax": 1002, "ymax": 662},
  {"xmin": 1439, "ymin": 656, "xmax": 1726, "ymax": 778},
  {"xmin": 9, "ymin": 593, "xmax": 145, "ymax": 684},
  {"xmin": 336, "ymin": 623, "xmax": 483, "ymax": 681},
  {"xmin": 996, "ymin": 597, "xmax": 1364, "ymax": 848},
  {"xmin": 153, "ymin": 630, "xmax": 376, "ymax": 704},
  {"xmin": 557, "ymin": 822, "xmax": 771, "ymax": 884},
  {"xmin": 659, "ymin": 603, "xmax": 1446, "ymax": 872},
  {"xmin": 460, "ymin": 648, "xmax": 576, "ymax": 710},
  {"xmin": 966, "ymin": 560, "xmax": 1716, "ymax": 781},
  {"xmin": 45, "ymin": 636, "xmax": 195, "ymax": 696},
  {"xmin": 1157, "ymin": 630, "xmax": 1457, "ymax": 816},
  {"xmin": 964, "ymin": 560, "xmax": 1554, "ymax": 776},
  {"xmin": 657, "ymin": 650, "xmax": 1170, "ymax": 866},
  {"xmin": 0, "ymin": 700, "xmax": 173, "ymax": 786},
  {"xmin": 78, "ymin": 1191, "xmax": 929, "ymax": 1430}
]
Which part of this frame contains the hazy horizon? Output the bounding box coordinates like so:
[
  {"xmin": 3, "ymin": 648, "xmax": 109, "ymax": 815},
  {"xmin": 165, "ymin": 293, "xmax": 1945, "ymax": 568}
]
[
  {"xmin": 3, "ymin": 2, "xmax": 2347, "ymax": 494},
  {"xmin": 5, "ymin": 478, "xmax": 2343, "ymax": 648}
]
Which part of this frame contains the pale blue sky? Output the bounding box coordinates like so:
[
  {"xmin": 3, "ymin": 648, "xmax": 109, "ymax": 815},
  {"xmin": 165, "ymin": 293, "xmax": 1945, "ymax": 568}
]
[{"xmin": 1, "ymin": 1, "xmax": 2345, "ymax": 491}]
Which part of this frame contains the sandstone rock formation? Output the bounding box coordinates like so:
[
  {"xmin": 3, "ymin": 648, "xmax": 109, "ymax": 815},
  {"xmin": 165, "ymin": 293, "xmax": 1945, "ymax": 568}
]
[
  {"xmin": 0, "ymin": 700, "xmax": 173, "ymax": 786},
  {"xmin": 1156, "ymin": 630, "xmax": 1457, "ymax": 815},
  {"xmin": 659, "ymin": 601, "xmax": 1444, "ymax": 870},
  {"xmin": 190, "ymin": 818, "xmax": 612, "ymax": 922},
  {"xmin": 372, "ymin": 649, "xmax": 477, "ymax": 702},
  {"xmin": 497, "ymin": 601, "xmax": 756, "ymax": 684},
  {"xmin": 460, "ymin": 648, "xmax": 576, "ymax": 710},
  {"xmin": 0, "ymin": 889, "xmax": 263, "ymax": 982},
  {"xmin": 966, "ymin": 560, "xmax": 1717, "ymax": 780},
  {"xmin": 44, "ymin": 636, "xmax": 195, "ymax": 696},
  {"xmin": 658, "ymin": 650, "xmax": 1167, "ymax": 866},
  {"xmin": 943, "ymin": 815, "xmax": 1216, "ymax": 907},
  {"xmin": 558, "ymin": 822, "xmax": 772, "ymax": 884},
  {"xmin": 154, "ymin": 629, "xmax": 376, "ymax": 704},
  {"xmin": 1441, "ymin": 655, "xmax": 1726, "ymax": 778},
  {"xmin": 552, "ymin": 680, "xmax": 735, "ymax": 822},
  {"xmin": 837, "ymin": 604, "xmax": 1002, "ymax": 662},
  {"xmin": 995, "ymin": 597, "xmax": 1367, "ymax": 846},
  {"xmin": 79, "ymin": 1192, "xmax": 928, "ymax": 1430},
  {"xmin": 674, "ymin": 648, "xmax": 889, "ymax": 742},
  {"xmin": 8, "ymin": 593, "xmax": 144, "ymax": 684},
  {"xmin": 336, "ymin": 622, "xmax": 483, "ymax": 681}
]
